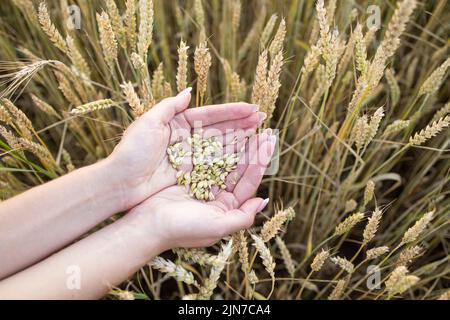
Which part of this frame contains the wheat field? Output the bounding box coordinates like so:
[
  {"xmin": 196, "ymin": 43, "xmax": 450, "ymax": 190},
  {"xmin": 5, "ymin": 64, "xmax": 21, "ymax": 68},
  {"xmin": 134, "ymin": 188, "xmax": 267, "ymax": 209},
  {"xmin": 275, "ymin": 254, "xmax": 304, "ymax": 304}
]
[{"xmin": 0, "ymin": 0, "xmax": 449, "ymax": 300}]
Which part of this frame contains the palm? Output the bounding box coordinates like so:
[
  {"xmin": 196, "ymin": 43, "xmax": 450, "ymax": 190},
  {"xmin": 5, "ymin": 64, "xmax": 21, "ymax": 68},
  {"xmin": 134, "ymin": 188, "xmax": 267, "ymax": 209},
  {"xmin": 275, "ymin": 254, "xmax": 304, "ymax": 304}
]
[
  {"xmin": 137, "ymin": 130, "xmax": 275, "ymax": 249},
  {"xmin": 110, "ymin": 92, "xmax": 261, "ymax": 209}
]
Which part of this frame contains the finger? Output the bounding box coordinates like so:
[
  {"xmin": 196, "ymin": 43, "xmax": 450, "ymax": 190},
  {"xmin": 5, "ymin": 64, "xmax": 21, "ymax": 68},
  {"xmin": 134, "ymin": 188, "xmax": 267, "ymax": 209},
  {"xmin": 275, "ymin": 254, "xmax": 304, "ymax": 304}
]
[
  {"xmin": 219, "ymin": 198, "xmax": 265, "ymax": 235},
  {"xmin": 233, "ymin": 134, "xmax": 276, "ymax": 204},
  {"xmin": 226, "ymin": 131, "xmax": 270, "ymax": 192},
  {"xmin": 143, "ymin": 88, "xmax": 192, "ymax": 124},
  {"xmin": 184, "ymin": 102, "xmax": 259, "ymax": 126},
  {"xmin": 200, "ymin": 113, "xmax": 263, "ymax": 136}
]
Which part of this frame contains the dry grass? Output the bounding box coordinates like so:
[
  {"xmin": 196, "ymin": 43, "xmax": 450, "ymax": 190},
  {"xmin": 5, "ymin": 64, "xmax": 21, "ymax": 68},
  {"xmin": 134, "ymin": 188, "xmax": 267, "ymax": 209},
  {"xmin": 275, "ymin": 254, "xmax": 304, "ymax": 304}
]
[{"xmin": 0, "ymin": 0, "xmax": 449, "ymax": 300}]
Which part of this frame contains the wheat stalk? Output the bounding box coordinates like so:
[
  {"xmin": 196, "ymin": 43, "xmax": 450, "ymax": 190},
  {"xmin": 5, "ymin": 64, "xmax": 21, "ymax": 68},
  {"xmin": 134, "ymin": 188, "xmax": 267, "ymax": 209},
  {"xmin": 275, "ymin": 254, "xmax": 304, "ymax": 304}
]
[
  {"xmin": 125, "ymin": 0, "xmax": 137, "ymax": 51},
  {"xmin": 310, "ymin": 249, "xmax": 329, "ymax": 272},
  {"xmin": 366, "ymin": 246, "xmax": 390, "ymax": 260},
  {"xmin": 396, "ymin": 245, "xmax": 423, "ymax": 266},
  {"xmin": 363, "ymin": 207, "xmax": 383, "ymax": 243},
  {"xmin": 31, "ymin": 94, "xmax": 59, "ymax": 118},
  {"xmin": 198, "ymin": 240, "xmax": 232, "ymax": 300},
  {"xmin": 70, "ymin": 99, "xmax": 115, "ymax": 115},
  {"xmin": 176, "ymin": 40, "xmax": 189, "ymax": 92},
  {"xmin": 418, "ymin": 57, "xmax": 450, "ymax": 96},
  {"xmin": 251, "ymin": 234, "xmax": 275, "ymax": 279},
  {"xmin": 194, "ymin": 41, "xmax": 211, "ymax": 105},
  {"xmin": 328, "ymin": 279, "xmax": 346, "ymax": 300},
  {"xmin": 151, "ymin": 256, "xmax": 198, "ymax": 287},
  {"xmin": 334, "ymin": 212, "xmax": 364, "ymax": 236},
  {"xmin": 121, "ymin": 82, "xmax": 144, "ymax": 118},
  {"xmin": 105, "ymin": 0, "xmax": 127, "ymax": 49},
  {"xmin": 37, "ymin": 2, "xmax": 68, "ymax": 54},
  {"xmin": 261, "ymin": 207, "xmax": 290, "ymax": 242},
  {"xmin": 96, "ymin": 11, "xmax": 118, "ymax": 72},
  {"xmin": 275, "ymin": 236, "xmax": 295, "ymax": 278},
  {"xmin": 137, "ymin": 0, "xmax": 154, "ymax": 59},
  {"xmin": 330, "ymin": 256, "xmax": 354, "ymax": 274},
  {"xmin": 260, "ymin": 14, "xmax": 278, "ymax": 48},
  {"xmin": 409, "ymin": 116, "xmax": 450, "ymax": 145}
]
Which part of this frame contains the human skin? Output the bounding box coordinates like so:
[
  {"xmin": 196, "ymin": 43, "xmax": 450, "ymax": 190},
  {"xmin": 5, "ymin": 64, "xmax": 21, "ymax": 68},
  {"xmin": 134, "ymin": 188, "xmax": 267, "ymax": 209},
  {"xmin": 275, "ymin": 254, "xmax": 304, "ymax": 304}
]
[{"xmin": 0, "ymin": 89, "xmax": 275, "ymax": 299}]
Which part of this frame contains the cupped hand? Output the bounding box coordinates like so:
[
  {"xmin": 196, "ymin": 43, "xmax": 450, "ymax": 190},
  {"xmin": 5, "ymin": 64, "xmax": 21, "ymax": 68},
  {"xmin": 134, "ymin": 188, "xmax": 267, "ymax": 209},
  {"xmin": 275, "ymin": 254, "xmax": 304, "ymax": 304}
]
[
  {"xmin": 131, "ymin": 130, "xmax": 276, "ymax": 251},
  {"xmin": 107, "ymin": 88, "xmax": 265, "ymax": 210}
]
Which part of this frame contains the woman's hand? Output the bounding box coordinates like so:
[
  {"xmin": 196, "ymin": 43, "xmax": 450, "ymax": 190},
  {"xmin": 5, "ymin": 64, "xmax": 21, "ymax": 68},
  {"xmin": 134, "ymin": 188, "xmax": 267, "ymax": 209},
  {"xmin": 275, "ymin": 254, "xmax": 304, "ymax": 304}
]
[
  {"xmin": 130, "ymin": 130, "xmax": 276, "ymax": 251},
  {"xmin": 106, "ymin": 88, "xmax": 265, "ymax": 210}
]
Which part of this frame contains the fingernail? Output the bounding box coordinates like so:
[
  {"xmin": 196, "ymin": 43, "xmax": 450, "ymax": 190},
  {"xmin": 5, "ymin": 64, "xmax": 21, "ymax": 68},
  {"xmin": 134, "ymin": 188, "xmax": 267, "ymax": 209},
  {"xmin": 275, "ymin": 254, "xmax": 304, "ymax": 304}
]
[
  {"xmin": 258, "ymin": 112, "xmax": 267, "ymax": 123},
  {"xmin": 178, "ymin": 87, "xmax": 192, "ymax": 95},
  {"xmin": 251, "ymin": 105, "xmax": 259, "ymax": 112},
  {"xmin": 270, "ymin": 135, "xmax": 277, "ymax": 145},
  {"xmin": 264, "ymin": 128, "xmax": 272, "ymax": 136},
  {"xmin": 257, "ymin": 198, "xmax": 270, "ymax": 212}
]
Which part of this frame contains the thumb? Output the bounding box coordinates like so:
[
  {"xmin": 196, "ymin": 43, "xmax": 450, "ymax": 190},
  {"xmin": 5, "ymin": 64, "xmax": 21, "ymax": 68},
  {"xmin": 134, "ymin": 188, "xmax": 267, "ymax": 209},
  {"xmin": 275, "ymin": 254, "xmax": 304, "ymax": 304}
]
[
  {"xmin": 143, "ymin": 87, "xmax": 192, "ymax": 123},
  {"xmin": 219, "ymin": 198, "xmax": 269, "ymax": 236}
]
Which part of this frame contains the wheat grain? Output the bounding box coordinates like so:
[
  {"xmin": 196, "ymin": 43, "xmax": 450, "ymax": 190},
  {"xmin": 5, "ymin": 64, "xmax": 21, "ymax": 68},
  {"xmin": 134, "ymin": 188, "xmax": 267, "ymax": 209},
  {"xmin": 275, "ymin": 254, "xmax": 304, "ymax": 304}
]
[
  {"xmin": 401, "ymin": 211, "xmax": 434, "ymax": 245},
  {"xmin": 385, "ymin": 69, "xmax": 400, "ymax": 107},
  {"xmin": 334, "ymin": 212, "xmax": 364, "ymax": 236}
]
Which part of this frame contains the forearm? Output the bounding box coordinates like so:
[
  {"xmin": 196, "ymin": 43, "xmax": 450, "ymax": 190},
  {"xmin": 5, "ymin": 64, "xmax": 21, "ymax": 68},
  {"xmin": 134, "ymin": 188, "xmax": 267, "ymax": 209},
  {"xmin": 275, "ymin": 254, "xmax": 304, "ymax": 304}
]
[
  {"xmin": 0, "ymin": 207, "xmax": 163, "ymax": 299},
  {"xmin": 0, "ymin": 158, "xmax": 127, "ymax": 279}
]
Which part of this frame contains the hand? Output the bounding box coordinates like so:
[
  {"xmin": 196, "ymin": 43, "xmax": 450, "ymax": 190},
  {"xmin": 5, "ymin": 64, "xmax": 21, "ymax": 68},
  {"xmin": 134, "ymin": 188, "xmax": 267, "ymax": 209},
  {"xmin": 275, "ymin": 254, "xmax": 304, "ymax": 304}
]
[
  {"xmin": 130, "ymin": 130, "xmax": 276, "ymax": 251},
  {"xmin": 106, "ymin": 88, "xmax": 265, "ymax": 211}
]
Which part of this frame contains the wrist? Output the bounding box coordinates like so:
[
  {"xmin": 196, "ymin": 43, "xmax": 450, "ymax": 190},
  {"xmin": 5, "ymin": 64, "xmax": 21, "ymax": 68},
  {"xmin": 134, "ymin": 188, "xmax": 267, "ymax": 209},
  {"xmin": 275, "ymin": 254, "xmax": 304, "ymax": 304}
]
[
  {"xmin": 127, "ymin": 202, "xmax": 170, "ymax": 255},
  {"xmin": 87, "ymin": 157, "xmax": 130, "ymax": 213}
]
